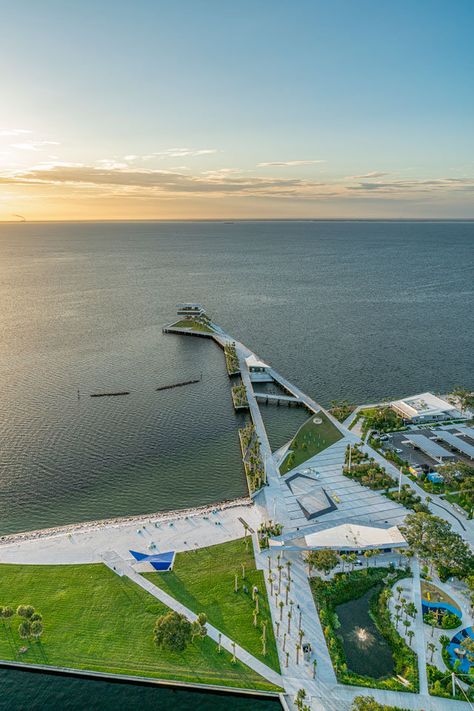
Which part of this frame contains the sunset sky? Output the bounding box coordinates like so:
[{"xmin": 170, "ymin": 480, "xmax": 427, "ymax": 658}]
[{"xmin": 1, "ymin": 0, "xmax": 473, "ymax": 221}]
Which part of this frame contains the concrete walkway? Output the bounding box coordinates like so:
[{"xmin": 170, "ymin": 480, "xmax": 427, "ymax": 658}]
[{"xmin": 412, "ymin": 557, "xmax": 429, "ymax": 695}]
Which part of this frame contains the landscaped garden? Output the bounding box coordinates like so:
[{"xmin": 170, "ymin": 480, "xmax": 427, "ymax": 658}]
[
  {"xmin": 171, "ymin": 319, "xmax": 214, "ymax": 333},
  {"xmin": 280, "ymin": 412, "xmax": 343, "ymax": 474},
  {"xmin": 311, "ymin": 568, "xmax": 419, "ymax": 692},
  {"xmin": 224, "ymin": 342, "xmax": 240, "ymax": 375},
  {"xmin": 359, "ymin": 407, "xmax": 406, "ymax": 437},
  {"xmin": 239, "ymin": 421, "xmax": 266, "ymax": 493},
  {"xmin": 144, "ymin": 537, "xmax": 280, "ymax": 673},
  {"xmin": 232, "ymin": 382, "xmax": 249, "ymax": 409},
  {"xmin": 385, "ymin": 484, "xmax": 430, "ymax": 514},
  {"xmin": 0, "ymin": 563, "xmax": 277, "ymax": 691},
  {"xmin": 329, "ymin": 400, "xmax": 355, "ymax": 423},
  {"xmin": 343, "ymin": 445, "xmax": 394, "ymax": 490}
]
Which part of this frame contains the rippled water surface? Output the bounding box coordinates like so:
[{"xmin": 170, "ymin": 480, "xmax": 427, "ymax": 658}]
[
  {"xmin": 0, "ymin": 669, "xmax": 280, "ymax": 711},
  {"xmin": 0, "ymin": 221, "xmax": 473, "ymax": 536}
]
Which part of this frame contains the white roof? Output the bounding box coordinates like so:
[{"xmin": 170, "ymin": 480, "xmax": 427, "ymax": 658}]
[
  {"xmin": 391, "ymin": 392, "xmax": 458, "ymax": 419},
  {"xmin": 404, "ymin": 434, "xmax": 456, "ymax": 460},
  {"xmin": 304, "ymin": 523, "xmax": 406, "ymax": 551},
  {"xmin": 245, "ymin": 354, "xmax": 270, "ymax": 369}
]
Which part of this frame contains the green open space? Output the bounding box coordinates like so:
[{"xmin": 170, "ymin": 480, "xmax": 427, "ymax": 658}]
[
  {"xmin": 171, "ymin": 319, "xmax": 214, "ymax": 333},
  {"xmin": 280, "ymin": 412, "xmax": 343, "ymax": 474},
  {"xmin": 0, "ymin": 563, "xmax": 277, "ymax": 691},
  {"xmin": 144, "ymin": 537, "xmax": 280, "ymax": 673}
]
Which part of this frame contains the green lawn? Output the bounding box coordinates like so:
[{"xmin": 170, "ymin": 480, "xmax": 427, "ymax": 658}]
[
  {"xmin": 0, "ymin": 563, "xmax": 278, "ymax": 691},
  {"xmin": 144, "ymin": 538, "xmax": 280, "ymax": 673},
  {"xmin": 280, "ymin": 412, "xmax": 343, "ymax": 474},
  {"xmin": 171, "ymin": 319, "xmax": 214, "ymax": 333}
]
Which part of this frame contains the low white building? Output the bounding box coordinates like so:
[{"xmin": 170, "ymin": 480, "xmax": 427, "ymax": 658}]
[
  {"xmin": 245, "ymin": 354, "xmax": 273, "ymax": 382},
  {"xmin": 391, "ymin": 392, "xmax": 461, "ymax": 423},
  {"xmin": 303, "ymin": 522, "xmax": 407, "ymax": 554}
]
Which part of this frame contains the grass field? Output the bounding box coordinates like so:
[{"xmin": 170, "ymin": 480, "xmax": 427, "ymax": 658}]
[
  {"xmin": 171, "ymin": 319, "xmax": 214, "ymax": 333},
  {"xmin": 144, "ymin": 538, "xmax": 280, "ymax": 673},
  {"xmin": 280, "ymin": 411, "xmax": 343, "ymax": 474},
  {"xmin": 0, "ymin": 563, "xmax": 278, "ymax": 691}
]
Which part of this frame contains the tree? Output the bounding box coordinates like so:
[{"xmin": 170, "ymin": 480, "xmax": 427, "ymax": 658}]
[
  {"xmin": 191, "ymin": 613, "xmax": 207, "ymax": 641},
  {"xmin": 17, "ymin": 605, "xmax": 35, "ymax": 619},
  {"xmin": 401, "ymin": 512, "xmax": 474, "ymax": 579},
  {"xmin": 153, "ymin": 611, "xmax": 192, "ymax": 652},
  {"xmin": 0, "ymin": 606, "xmax": 14, "ymax": 626},
  {"xmin": 427, "ymin": 641, "xmax": 436, "ymax": 662},
  {"xmin": 351, "ymin": 696, "xmax": 405, "ymax": 711},
  {"xmin": 30, "ymin": 621, "xmax": 43, "ymax": 641},
  {"xmin": 305, "ymin": 549, "xmax": 339, "ymax": 576},
  {"xmin": 18, "ymin": 620, "xmax": 31, "ymax": 641},
  {"xmin": 405, "ymin": 602, "xmax": 417, "ymax": 619},
  {"xmin": 460, "ymin": 636, "xmax": 474, "ymax": 663},
  {"xmin": 407, "ymin": 629, "xmax": 415, "ymax": 647},
  {"xmin": 295, "ymin": 688, "xmax": 309, "ymax": 711}
]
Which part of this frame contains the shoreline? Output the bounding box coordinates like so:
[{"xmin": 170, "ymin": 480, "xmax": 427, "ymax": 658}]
[{"xmin": 0, "ymin": 496, "xmax": 253, "ymax": 547}]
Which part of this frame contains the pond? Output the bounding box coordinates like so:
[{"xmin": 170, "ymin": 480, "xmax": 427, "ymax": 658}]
[{"xmin": 335, "ymin": 588, "xmax": 394, "ymax": 678}]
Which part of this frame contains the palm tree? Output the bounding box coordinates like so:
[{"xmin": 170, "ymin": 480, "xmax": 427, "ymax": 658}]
[
  {"xmin": 406, "ymin": 602, "xmax": 417, "ymax": 619},
  {"xmin": 30, "ymin": 621, "xmax": 43, "ymax": 642},
  {"xmin": 287, "ymin": 610, "xmax": 292, "ymax": 634},
  {"xmin": 427, "ymin": 641, "xmax": 436, "ymax": 662},
  {"xmin": 403, "ymin": 619, "xmax": 411, "ymax": 637},
  {"xmin": 396, "ymin": 585, "xmax": 403, "ymax": 600},
  {"xmin": 279, "ymin": 600, "xmax": 284, "ymax": 621},
  {"xmin": 17, "ymin": 605, "xmax": 34, "ymax": 620},
  {"xmin": 285, "ymin": 651, "xmax": 289, "ymax": 668},
  {"xmin": 285, "ymin": 584, "xmax": 290, "ymax": 605},
  {"xmin": 407, "ymin": 629, "xmax": 415, "ymax": 647},
  {"xmin": 217, "ymin": 632, "xmax": 222, "ymax": 653},
  {"xmin": 295, "ymin": 642, "xmax": 301, "ymax": 664},
  {"xmin": 18, "ymin": 620, "xmax": 31, "ymax": 642}
]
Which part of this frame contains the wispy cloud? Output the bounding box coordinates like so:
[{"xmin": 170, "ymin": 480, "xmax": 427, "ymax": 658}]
[
  {"xmin": 347, "ymin": 171, "xmax": 388, "ymax": 179},
  {"xmin": 0, "ymin": 128, "xmax": 32, "ymax": 137},
  {"xmin": 2, "ymin": 164, "xmax": 472, "ymax": 202},
  {"xmin": 153, "ymin": 148, "xmax": 217, "ymax": 159},
  {"xmin": 11, "ymin": 140, "xmax": 60, "ymax": 151},
  {"xmin": 257, "ymin": 159, "xmax": 325, "ymax": 167}
]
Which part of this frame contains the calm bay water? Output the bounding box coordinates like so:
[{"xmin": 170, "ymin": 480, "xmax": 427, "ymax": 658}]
[
  {"xmin": 0, "ymin": 220, "xmax": 473, "ymax": 707},
  {"xmin": 0, "ymin": 669, "xmax": 279, "ymax": 711},
  {"xmin": 0, "ymin": 220, "xmax": 473, "ymax": 536}
]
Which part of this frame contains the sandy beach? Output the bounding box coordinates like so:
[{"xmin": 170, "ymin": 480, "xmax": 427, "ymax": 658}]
[{"xmin": 0, "ymin": 497, "xmax": 263, "ymax": 566}]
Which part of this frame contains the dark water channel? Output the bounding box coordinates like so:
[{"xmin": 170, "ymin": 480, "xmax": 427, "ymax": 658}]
[{"xmin": 335, "ymin": 588, "xmax": 394, "ymax": 678}]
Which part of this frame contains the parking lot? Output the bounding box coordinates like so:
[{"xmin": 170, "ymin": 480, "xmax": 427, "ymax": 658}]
[{"xmin": 379, "ymin": 426, "xmax": 474, "ymax": 470}]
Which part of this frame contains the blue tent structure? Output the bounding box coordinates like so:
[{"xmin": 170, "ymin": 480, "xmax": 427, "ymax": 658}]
[{"xmin": 130, "ymin": 549, "xmax": 175, "ymax": 571}]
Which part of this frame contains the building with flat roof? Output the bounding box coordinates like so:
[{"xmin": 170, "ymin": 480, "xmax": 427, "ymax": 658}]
[
  {"xmin": 302, "ymin": 522, "xmax": 407, "ymax": 553},
  {"xmin": 391, "ymin": 392, "xmax": 461, "ymax": 423}
]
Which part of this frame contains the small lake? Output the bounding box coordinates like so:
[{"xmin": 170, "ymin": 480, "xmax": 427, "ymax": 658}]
[{"xmin": 335, "ymin": 588, "xmax": 394, "ymax": 678}]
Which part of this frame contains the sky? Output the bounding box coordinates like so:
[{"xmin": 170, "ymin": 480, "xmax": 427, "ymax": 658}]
[{"xmin": 0, "ymin": 0, "xmax": 473, "ymax": 220}]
